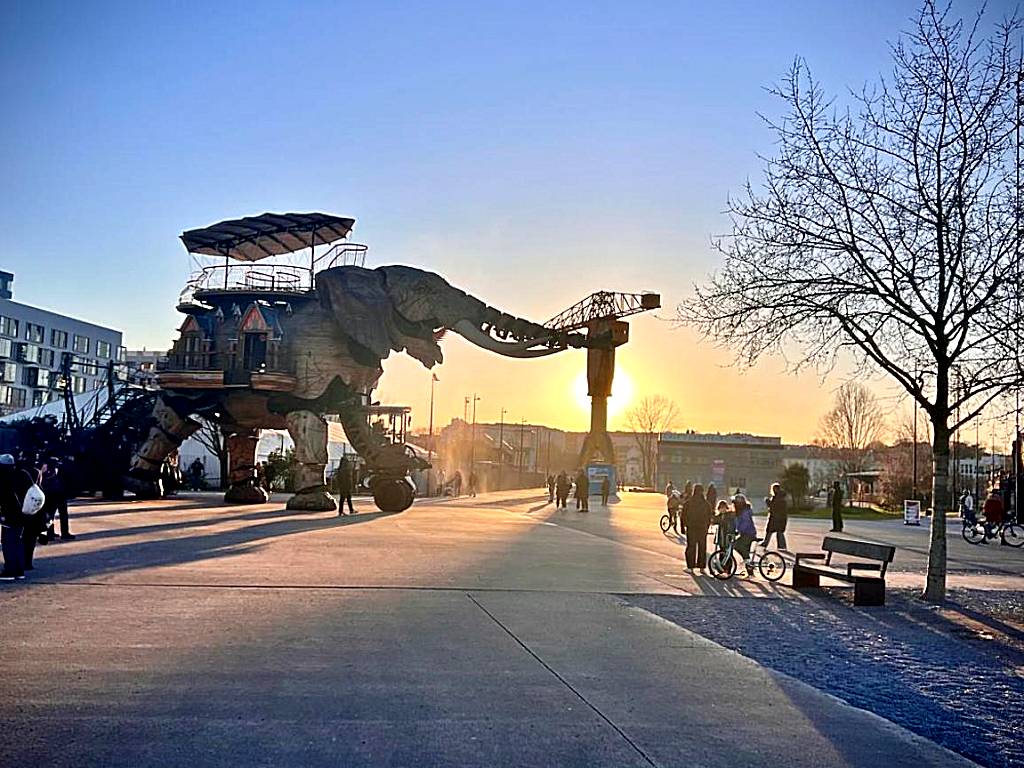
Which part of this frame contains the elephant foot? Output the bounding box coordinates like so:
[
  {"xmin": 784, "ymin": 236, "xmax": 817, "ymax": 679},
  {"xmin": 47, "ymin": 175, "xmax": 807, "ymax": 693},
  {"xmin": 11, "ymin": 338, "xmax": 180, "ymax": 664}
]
[
  {"xmin": 286, "ymin": 488, "xmax": 336, "ymax": 512},
  {"xmin": 372, "ymin": 478, "xmax": 415, "ymax": 513},
  {"xmin": 224, "ymin": 483, "xmax": 270, "ymax": 504},
  {"xmin": 122, "ymin": 473, "xmax": 163, "ymax": 499}
]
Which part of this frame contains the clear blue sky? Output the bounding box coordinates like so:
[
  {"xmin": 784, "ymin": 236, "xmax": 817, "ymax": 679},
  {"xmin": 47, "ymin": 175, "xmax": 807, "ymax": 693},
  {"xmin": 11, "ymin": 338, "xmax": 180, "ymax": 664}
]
[{"xmin": 0, "ymin": 1, "xmax": 1011, "ymax": 439}]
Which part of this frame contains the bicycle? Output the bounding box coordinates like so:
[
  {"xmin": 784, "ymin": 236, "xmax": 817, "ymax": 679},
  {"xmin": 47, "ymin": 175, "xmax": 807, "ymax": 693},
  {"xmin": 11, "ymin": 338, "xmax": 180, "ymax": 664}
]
[
  {"xmin": 708, "ymin": 534, "xmax": 787, "ymax": 581},
  {"xmin": 962, "ymin": 516, "xmax": 1024, "ymax": 547},
  {"xmin": 660, "ymin": 509, "xmax": 679, "ymax": 534}
]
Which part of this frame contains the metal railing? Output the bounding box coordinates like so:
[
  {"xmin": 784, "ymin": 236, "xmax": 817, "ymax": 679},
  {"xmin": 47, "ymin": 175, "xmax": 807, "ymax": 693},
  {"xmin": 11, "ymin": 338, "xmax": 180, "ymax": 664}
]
[
  {"xmin": 157, "ymin": 339, "xmax": 294, "ymax": 378},
  {"xmin": 178, "ymin": 243, "xmax": 369, "ymax": 305}
]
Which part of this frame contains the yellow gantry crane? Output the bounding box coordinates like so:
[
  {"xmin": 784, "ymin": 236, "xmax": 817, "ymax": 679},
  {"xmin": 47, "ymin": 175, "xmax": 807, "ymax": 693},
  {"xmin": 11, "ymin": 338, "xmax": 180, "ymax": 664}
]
[{"xmin": 544, "ymin": 291, "xmax": 661, "ymax": 468}]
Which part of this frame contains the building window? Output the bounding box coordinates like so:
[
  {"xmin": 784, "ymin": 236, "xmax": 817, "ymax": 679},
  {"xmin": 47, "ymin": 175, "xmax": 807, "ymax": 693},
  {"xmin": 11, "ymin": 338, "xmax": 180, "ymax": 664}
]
[
  {"xmin": 0, "ymin": 338, "xmax": 10, "ymax": 359},
  {"xmin": 24, "ymin": 322, "xmax": 44, "ymax": 344},
  {"xmin": 0, "ymin": 316, "xmax": 18, "ymax": 337},
  {"xmin": 51, "ymin": 329, "xmax": 68, "ymax": 348},
  {"xmin": 19, "ymin": 344, "xmax": 39, "ymax": 364},
  {"xmin": 0, "ymin": 386, "xmax": 26, "ymax": 408},
  {"xmin": 36, "ymin": 369, "xmax": 50, "ymax": 388},
  {"xmin": 71, "ymin": 375, "xmax": 88, "ymax": 394},
  {"xmin": 73, "ymin": 334, "xmax": 90, "ymax": 354},
  {"xmin": 0, "ymin": 362, "xmax": 16, "ymax": 383},
  {"xmin": 39, "ymin": 348, "xmax": 55, "ymax": 368},
  {"xmin": 96, "ymin": 340, "xmax": 111, "ymax": 358},
  {"xmin": 32, "ymin": 390, "xmax": 45, "ymax": 408}
]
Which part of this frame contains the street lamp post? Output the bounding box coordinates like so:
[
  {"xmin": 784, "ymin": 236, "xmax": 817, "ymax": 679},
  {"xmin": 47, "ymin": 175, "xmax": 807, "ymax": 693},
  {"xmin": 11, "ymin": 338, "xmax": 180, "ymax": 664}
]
[
  {"xmin": 497, "ymin": 407, "xmax": 506, "ymax": 491},
  {"xmin": 469, "ymin": 393, "xmax": 480, "ymax": 477},
  {"xmin": 427, "ymin": 373, "xmax": 437, "ymax": 497}
]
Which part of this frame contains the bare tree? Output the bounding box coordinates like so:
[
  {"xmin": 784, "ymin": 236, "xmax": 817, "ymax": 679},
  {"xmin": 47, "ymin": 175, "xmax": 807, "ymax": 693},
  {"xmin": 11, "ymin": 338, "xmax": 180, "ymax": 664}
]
[
  {"xmin": 625, "ymin": 395, "xmax": 680, "ymax": 487},
  {"xmin": 679, "ymin": 2, "xmax": 1024, "ymax": 601},
  {"xmin": 817, "ymin": 382, "xmax": 887, "ymax": 472},
  {"xmin": 191, "ymin": 417, "xmax": 228, "ymax": 490}
]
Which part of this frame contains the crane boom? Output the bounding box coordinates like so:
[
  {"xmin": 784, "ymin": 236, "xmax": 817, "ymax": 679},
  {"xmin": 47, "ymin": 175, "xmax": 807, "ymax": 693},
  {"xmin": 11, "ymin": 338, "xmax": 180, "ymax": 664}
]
[{"xmin": 544, "ymin": 291, "xmax": 660, "ymax": 333}]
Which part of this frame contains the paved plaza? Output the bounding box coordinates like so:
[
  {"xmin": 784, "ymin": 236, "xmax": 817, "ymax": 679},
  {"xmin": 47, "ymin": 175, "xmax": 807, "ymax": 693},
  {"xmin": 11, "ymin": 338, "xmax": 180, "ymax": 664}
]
[{"xmin": 2, "ymin": 489, "xmax": 1020, "ymax": 767}]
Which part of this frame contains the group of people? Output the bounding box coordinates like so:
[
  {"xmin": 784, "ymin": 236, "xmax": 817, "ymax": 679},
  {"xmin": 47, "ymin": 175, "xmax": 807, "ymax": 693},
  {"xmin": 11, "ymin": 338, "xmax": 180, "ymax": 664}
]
[
  {"xmin": 961, "ymin": 487, "xmax": 1011, "ymax": 540},
  {"xmin": 0, "ymin": 454, "xmax": 74, "ymax": 581},
  {"xmin": 665, "ymin": 480, "xmax": 789, "ymax": 575},
  {"xmin": 547, "ymin": 471, "xmax": 612, "ymax": 511}
]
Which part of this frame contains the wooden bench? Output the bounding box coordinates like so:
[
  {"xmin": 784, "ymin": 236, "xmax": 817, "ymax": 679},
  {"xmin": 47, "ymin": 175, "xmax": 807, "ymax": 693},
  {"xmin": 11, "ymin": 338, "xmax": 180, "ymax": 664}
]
[{"xmin": 792, "ymin": 536, "xmax": 896, "ymax": 606}]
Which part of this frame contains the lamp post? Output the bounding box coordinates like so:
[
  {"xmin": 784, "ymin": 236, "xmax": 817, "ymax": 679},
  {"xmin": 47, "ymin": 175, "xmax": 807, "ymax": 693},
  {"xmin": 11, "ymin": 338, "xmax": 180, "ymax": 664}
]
[
  {"xmin": 427, "ymin": 373, "xmax": 438, "ymax": 497},
  {"xmin": 469, "ymin": 394, "xmax": 480, "ymax": 476},
  {"xmin": 518, "ymin": 417, "xmax": 527, "ymax": 477},
  {"xmin": 497, "ymin": 407, "xmax": 506, "ymax": 491}
]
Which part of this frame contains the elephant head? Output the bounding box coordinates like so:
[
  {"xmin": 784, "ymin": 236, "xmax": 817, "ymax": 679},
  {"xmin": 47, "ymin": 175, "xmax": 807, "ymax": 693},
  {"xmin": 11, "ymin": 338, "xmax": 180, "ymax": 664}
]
[{"xmin": 315, "ymin": 265, "xmax": 586, "ymax": 370}]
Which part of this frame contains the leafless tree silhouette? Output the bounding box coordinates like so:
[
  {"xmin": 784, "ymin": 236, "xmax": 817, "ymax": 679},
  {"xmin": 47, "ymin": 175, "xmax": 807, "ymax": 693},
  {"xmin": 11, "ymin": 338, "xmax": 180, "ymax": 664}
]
[
  {"xmin": 625, "ymin": 395, "xmax": 680, "ymax": 487},
  {"xmin": 679, "ymin": 1, "xmax": 1024, "ymax": 600}
]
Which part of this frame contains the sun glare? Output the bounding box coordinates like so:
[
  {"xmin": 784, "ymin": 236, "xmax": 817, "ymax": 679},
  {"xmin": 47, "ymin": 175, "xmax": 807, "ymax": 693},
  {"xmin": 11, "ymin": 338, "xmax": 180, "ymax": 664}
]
[{"xmin": 574, "ymin": 368, "xmax": 635, "ymax": 420}]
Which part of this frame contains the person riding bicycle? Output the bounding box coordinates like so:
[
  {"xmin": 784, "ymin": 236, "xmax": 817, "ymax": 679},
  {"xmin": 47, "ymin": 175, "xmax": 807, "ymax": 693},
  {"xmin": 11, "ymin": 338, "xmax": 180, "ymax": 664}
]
[
  {"xmin": 982, "ymin": 489, "xmax": 1005, "ymax": 540},
  {"xmin": 732, "ymin": 494, "xmax": 758, "ymax": 577},
  {"xmin": 666, "ymin": 490, "xmax": 682, "ymax": 534}
]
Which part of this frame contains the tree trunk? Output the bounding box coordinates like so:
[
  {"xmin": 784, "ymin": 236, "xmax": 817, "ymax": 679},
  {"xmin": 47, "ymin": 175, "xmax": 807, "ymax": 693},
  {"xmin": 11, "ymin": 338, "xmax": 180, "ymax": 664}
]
[
  {"xmin": 923, "ymin": 412, "xmax": 950, "ymax": 603},
  {"xmin": 218, "ymin": 449, "xmax": 229, "ymax": 491}
]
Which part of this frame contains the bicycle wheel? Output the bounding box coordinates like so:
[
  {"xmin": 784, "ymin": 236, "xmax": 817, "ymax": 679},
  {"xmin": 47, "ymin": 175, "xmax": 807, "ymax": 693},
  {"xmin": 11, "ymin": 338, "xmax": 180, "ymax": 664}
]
[
  {"xmin": 660, "ymin": 514, "xmax": 671, "ymax": 533},
  {"xmin": 962, "ymin": 523, "xmax": 986, "ymax": 545},
  {"xmin": 708, "ymin": 549, "xmax": 736, "ymax": 580},
  {"xmin": 1001, "ymin": 523, "xmax": 1024, "ymax": 548},
  {"xmin": 758, "ymin": 551, "xmax": 787, "ymax": 581}
]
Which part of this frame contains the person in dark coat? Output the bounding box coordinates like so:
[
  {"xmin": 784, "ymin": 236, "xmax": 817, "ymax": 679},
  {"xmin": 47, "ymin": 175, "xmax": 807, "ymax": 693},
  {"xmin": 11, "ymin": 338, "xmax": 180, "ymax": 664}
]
[
  {"xmin": 830, "ymin": 480, "xmax": 844, "ymax": 532},
  {"xmin": 0, "ymin": 453, "xmax": 35, "ymax": 580},
  {"xmin": 555, "ymin": 471, "xmax": 570, "ymax": 509},
  {"xmin": 763, "ymin": 483, "xmax": 789, "ymax": 550},
  {"xmin": 600, "ymin": 476, "xmax": 610, "ymax": 506},
  {"xmin": 332, "ymin": 458, "xmax": 355, "ymax": 515},
  {"xmin": 22, "ymin": 460, "xmax": 47, "ymax": 569},
  {"xmin": 682, "ymin": 482, "xmax": 713, "ymax": 573},
  {"xmin": 547, "ymin": 475, "xmax": 556, "ymax": 504},
  {"xmin": 574, "ymin": 470, "xmax": 590, "ymax": 512},
  {"xmin": 41, "ymin": 459, "xmax": 73, "ymax": 542}
]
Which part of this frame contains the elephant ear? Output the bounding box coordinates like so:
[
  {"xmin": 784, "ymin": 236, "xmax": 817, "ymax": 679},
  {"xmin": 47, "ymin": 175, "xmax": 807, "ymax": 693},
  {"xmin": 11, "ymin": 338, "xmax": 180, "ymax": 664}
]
[
  {"xmin": 378, "ymin": 265, "xmax": 489, "ymax": 326},
  {"xmin": 316, "ymin": 266, "xmax": 396, "ymax": 361}
]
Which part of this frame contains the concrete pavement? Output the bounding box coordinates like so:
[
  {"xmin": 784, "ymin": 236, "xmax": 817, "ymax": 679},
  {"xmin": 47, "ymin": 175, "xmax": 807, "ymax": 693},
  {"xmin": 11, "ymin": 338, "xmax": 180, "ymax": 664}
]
[{"xmin": 0, "ymin": 489, "xmax": 988, "ymax": 766}]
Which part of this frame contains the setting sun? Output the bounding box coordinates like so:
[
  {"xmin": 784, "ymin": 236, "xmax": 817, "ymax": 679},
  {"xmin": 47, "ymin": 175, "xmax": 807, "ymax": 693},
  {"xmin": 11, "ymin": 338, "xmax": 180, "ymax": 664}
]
[{"xmin": 574, "ymin": 367, "xmax": 635, "ymax": 422}]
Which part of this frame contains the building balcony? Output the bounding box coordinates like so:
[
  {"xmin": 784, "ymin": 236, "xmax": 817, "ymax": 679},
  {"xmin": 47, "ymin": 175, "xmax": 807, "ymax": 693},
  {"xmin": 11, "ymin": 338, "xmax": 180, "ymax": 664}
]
[{"xmin": 156, "ymin": 343, "xmax": 296, "ymax": 392}]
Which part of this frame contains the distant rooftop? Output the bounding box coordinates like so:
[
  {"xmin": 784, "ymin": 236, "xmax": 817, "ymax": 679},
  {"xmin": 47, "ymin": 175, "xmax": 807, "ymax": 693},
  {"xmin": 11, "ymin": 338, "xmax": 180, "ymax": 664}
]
[{"xmin": 660, "ymin": 432, "xmax": 782, "ymax": 446}]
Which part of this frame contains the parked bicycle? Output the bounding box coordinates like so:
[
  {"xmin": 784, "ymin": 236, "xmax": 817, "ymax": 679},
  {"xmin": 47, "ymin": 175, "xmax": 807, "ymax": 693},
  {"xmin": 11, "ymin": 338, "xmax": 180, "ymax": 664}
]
[
  {"xmin": 962, "ymin": 517, "xmax": 1024, "ymax": 547},
  {"xmin": 708, "ymin": 534, "xmax": 787, "ymax": 581}
]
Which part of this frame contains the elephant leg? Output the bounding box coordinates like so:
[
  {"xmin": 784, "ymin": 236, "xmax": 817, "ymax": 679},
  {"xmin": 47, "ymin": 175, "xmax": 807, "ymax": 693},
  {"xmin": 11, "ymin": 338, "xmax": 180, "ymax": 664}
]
[
  {"xmin": 125, "ymin": 397, "xmax": 201, "ymax": 498},
  {"xmin": 223, "ymin": 428, "xmax": 269, "ymax": 504},
  {"xmin": 285, "ymin": 410, "xmax": 336, "ymax": 512}
]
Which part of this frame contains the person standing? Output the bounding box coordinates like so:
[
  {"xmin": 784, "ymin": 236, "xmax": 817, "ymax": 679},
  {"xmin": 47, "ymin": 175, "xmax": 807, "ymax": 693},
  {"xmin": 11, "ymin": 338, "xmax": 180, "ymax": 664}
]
[
  {"xmin": 706, "ymin": 483, "xmax": 717, "ymax": 512},
  {"xmin": 468, "ymin": 471, "xmax": 478, "ymax": 498},
  {"xmin": 0, "ymin": 454, "xmax": 34, "ymax": 580},
  {"xmin": 763, "ymin": 483, "xmax": 789, "ymax": 550},
  {"xmin": 830, "ymin": 480, "xmax": 844, "ymax": 532},
  {"xmin": 555, "ymin": 471, "xmax": 571, "ymax": 509},
  {"xmin": 575, "ymin": 469, "xmax": 590, "ymax": 512},
  {"xmin": 547, "ymin": 474, "xmax": 556, "ymax": 503},
  {"xmin": 332, "ymin": 458, "xmax": 355, "ymax": 516},
  {"xmin": 600, "ymin": 476, "xmax": 610, "ymax": 506},
  {"xmin": 682, "ymin": 482, "xmax": 712, "ymax": 574}
]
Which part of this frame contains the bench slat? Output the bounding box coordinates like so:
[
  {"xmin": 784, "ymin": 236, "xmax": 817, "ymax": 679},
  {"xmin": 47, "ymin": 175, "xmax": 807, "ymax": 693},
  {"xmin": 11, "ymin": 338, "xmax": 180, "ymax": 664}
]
[
  {"xmin": 795, "ymin": 563, "xmax": 884, "ymax": 583},
  {"xmin": 822, "ymin": 536, "xmax": 895, "ymax": 563}
]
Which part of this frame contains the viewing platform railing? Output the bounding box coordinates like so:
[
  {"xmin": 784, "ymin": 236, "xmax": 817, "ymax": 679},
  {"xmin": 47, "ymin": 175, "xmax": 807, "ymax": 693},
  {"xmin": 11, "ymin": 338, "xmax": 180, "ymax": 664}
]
[{"xmin": 178, "ymin": 243, "xmax": 368, "ymax": 305}]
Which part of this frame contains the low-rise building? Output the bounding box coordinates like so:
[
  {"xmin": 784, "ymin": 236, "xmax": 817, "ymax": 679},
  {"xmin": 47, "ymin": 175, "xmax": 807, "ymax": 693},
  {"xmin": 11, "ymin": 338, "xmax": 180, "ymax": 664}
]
[
  {"xmin": 656, "ymin": 431, "xmax": 784, "ymax": 498},
  {"xmin": 0, "ymin": 271, "xmax": 124, "ymax": 415}
]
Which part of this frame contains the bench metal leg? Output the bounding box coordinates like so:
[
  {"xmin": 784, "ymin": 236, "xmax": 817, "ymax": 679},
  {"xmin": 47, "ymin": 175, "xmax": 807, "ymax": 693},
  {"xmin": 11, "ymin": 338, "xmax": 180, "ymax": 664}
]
[
  {"xmin": 854, "ymin": 580, "xmax": 885, "ymax": 606},
  {"xmin": 792, "ymin": 567, "xmax": 820, "ymax": 590}
]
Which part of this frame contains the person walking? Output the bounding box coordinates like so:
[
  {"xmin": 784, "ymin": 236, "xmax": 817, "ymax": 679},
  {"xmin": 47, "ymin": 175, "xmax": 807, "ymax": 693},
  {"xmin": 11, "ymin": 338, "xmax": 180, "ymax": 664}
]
[
  {"xmin": 763, "ymin": 483, "xmax": 789, "ymax": 550},
  {"xmin": 555, "ymin": 471, "xmax": 571, "ymax": 509},
  {"xmin": 547, "ymin": 474, "xmax": 556, "ymax": 504},
  {"xmin": 468, "ymin": 471, "xmax": 478, "ymax": 498},
  {"xmin": 600, "ymin": 476, "xmax": 610, "ymax": 506},
  {"xmin": 0, "ymin": 454, "xmax": 34, "ymax": 581},
  {"xmin": 575, "ymin": 469, "xmax": 590, "ymax": 512},
  {"xmin": 682, "ymin": 483, "xmax": 712, "ymax": 574},
  {"xmin": 332, "ymin": 458, "xmax": 355, "ymax": 516},
  {"xmin": 830, "ymin": 480, "xmax": 844, "ymax": 532}
]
